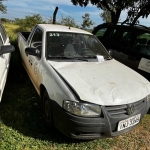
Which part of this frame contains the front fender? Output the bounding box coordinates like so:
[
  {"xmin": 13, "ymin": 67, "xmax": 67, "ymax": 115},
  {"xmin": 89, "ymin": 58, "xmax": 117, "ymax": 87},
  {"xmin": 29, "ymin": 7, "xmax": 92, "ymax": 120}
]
[{"xmin": 40, "ymin": 59, "xmax": 78, "ymax": 107}]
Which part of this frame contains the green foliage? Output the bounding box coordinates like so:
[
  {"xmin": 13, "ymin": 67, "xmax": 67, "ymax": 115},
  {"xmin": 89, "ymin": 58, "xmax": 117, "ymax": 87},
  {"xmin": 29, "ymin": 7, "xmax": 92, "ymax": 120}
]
[
  {"xmin": 0, "ymin": 1, "xmax": 6, "ymax": 14},
  {"xmin": 122, "ymin": 0, "xmax": 150, "ymax": 25},
  {"xmin": 100, "ymin": 9, "xmax": 111, "ymax": 23},
  {"xmin": 60, "ymin": 15, "xmax": 79, "ymax": 28},
  {"xmin": 71, "ymin": 0, "xmax": 150, "ymax": 25},
  {"xmin": 15, "ymin": 14, "xmax": 46, "ymax": 31},
  {"xmin": 81, "ymin": 13, "xmax": 94, "ymax": 29}
]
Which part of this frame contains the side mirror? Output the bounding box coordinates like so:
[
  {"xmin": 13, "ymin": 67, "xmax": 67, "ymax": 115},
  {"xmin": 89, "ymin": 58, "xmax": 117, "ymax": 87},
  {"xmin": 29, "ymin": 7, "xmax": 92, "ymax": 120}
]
[
  {"xmin": 0, "ymin": 45, "xmax": 15, "ymax": 55},
  {"xmin": 25, "ymin": 47, "xmax": 41, "ymax": 57}
]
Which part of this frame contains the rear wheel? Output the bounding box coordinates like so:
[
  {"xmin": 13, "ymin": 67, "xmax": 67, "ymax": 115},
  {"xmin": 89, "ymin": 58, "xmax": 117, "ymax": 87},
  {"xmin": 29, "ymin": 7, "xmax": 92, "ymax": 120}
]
[{"xmin": 43, "ymin": 91, "xmax": 53, "ymax": 128}]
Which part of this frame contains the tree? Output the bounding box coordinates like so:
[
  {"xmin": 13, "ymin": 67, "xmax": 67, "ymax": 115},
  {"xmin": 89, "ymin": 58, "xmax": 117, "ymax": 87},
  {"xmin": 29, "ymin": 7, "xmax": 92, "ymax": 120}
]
[
  {"xmin": 0, "ymin": 0, "xmax": 6, "ymax": 14},
  {"xmin": 100, "ymin": 9, "xmax": 111, "ymax": 23},
  {"xmin": 71, "ymin": 0, "xmax": 150, "ymax": 25},
  {"xmin": 60, "ymin": 15, "xmax": 79, "ymax": 28},
  {"xmin": 15, "ymin": 14, "xmax": 46, "ymax": 30},
  {"xmin": 122, "ymin": 0, "xmax": 150, "ymax": 25},
  {"xmin": 81, "ymin": 13, "xmax": 94, "ymax": 29},
  {"xmin": 71, "ymin": 0, "xmax": 135, "ymax": 24}
]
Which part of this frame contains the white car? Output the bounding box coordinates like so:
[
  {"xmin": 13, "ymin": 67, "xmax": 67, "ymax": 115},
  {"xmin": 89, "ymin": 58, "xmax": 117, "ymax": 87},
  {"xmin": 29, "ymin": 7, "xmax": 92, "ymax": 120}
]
[
  {"xmin": 18, "ymin": 24, "xmax": 150, "ymax": 139},
  {"xmin": 0, "ymin": 23, "xmax": 15, "ymax": 102}
]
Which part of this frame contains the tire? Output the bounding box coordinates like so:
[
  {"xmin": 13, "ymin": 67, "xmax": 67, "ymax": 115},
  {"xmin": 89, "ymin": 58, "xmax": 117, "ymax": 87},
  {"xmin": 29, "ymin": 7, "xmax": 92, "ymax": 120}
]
[{"xmin": 43, "ymin": 91, "xmax": 53, "ymax": 128}]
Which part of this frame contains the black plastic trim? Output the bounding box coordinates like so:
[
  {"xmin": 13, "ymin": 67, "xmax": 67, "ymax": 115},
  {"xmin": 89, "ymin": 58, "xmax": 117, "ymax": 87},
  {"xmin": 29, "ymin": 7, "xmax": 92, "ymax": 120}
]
[{"xmin": 50, "ymin": 98, "xmax": 148, "ymax": 140}]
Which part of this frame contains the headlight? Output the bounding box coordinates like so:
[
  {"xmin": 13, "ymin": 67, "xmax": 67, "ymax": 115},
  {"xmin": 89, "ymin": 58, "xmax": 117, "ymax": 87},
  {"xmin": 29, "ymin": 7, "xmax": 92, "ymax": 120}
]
[
  {"xmin": 147, "ymin": 95, "xmax": 150, "ymax": 102},
  {"xmin": 63, "ymin": 100, "xmax": 101, "ymax": 117}
]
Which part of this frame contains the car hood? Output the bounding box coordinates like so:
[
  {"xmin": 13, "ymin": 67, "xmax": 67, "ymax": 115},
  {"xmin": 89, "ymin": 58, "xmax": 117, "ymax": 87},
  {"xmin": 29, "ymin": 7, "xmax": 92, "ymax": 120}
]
[{"xmin": 48, "ymin": 59, "xmax": 150, "ymax": 106}]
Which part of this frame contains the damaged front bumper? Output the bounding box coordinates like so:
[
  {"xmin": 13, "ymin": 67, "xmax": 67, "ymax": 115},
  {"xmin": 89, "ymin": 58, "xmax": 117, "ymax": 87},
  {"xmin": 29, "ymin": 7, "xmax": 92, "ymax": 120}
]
[{"xmin": 51, "ymin": 97, "xmax": 150, "ymax": 140}]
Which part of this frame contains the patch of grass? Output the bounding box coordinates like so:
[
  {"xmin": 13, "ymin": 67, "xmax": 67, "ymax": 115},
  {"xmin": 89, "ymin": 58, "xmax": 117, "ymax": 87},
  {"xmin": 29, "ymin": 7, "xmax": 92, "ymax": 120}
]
[{"xmin": 0, "ymin": 23, "xmax": 150, "ymax": 150}]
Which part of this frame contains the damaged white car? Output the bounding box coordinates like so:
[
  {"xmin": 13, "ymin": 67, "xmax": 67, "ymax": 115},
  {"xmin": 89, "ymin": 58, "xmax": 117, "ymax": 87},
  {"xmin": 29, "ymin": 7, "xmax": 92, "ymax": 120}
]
[{"xmin": 18, "ymin": 24, "xmax": 150, "ymax": 139}]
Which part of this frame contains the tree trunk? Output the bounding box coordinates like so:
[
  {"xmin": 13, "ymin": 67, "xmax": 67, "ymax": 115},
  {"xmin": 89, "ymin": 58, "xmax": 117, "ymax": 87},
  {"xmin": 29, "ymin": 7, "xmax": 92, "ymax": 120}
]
[
  {"xmin": 111, "ymin": 12, "xmax": 117, "ymax": 24},
  {"xmin": 111, "ymin": 9, "xmax": 121, "ymax": 24},
  {"xmin": 115, "ymin": 9, "xmax": 122, "ymax": 24},
  {"xmin": 131, "ymin": 11, "xmax": 143, "ymax": 26}
]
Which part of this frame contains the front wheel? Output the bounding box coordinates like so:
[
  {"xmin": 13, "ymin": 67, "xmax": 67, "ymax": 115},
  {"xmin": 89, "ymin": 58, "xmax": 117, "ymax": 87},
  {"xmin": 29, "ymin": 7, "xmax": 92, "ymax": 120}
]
[{"xmin": 43, "ymin": 91, "xmax": 53, "ymax": 128}]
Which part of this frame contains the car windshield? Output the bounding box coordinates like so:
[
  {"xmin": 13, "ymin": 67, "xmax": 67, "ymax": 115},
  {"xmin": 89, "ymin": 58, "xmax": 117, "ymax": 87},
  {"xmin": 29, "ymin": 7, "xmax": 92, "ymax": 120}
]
[{"xmin": 46, "ymin": 32, "xmax": 110, "ymax": 60}]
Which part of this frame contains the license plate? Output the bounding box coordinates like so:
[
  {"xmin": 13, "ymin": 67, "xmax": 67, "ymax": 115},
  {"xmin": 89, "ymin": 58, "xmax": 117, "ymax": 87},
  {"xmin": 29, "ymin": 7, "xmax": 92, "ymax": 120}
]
[{"xmin": 117, "ymin": 114, "xmax": 141, "ymax": 131}]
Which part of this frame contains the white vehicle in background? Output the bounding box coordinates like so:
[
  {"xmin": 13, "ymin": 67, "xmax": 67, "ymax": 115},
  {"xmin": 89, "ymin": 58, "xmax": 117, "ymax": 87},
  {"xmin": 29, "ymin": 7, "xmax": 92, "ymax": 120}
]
[
  {"xmin": 0, "ymin": 23, "xmax": 15, "ymax": 102},
  {"xmin": 18, "ymin": 24, "xmax": 150, "ymax": 140}
]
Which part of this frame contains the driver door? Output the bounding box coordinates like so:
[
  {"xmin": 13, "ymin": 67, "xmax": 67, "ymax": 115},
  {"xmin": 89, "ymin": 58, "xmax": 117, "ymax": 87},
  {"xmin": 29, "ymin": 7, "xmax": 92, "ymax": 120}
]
[{"xmin": 27, "ymin": 28, "xmax": 43, "ymax": 90}]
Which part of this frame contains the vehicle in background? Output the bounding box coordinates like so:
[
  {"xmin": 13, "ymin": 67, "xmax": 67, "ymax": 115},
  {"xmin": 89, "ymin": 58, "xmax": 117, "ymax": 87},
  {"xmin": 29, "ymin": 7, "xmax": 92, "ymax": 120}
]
[
  {"xmin": 0, "ymin": 23, "xmax": 15, "ymax": 102},
  {"xmin": 18, "ymin": 24, "xmax": 150, "ymax": 140},
  {"xmin": 92, "ymin": 23, "xmax": 150, "ymax": 80}
]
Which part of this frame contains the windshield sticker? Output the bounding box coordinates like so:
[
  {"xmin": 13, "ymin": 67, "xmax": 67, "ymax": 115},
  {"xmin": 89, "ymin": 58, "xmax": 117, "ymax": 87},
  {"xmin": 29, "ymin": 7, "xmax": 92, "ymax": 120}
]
[
  {"xmin": 138, "ymin": 58, "xmax": 150, "ymax": 73},
  {"xmin": 49, "ymin": 33, "xmax": 59, "ymax": 36},
  {"xmin": 96, "ymin": 55, "xmax": 104, "ymax": 62}
]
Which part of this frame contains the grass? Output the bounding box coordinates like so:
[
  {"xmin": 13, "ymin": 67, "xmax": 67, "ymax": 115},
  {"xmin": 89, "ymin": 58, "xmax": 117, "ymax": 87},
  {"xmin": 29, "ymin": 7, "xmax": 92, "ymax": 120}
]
[{"xmin": 0, "ymin": 23, "xmax": 150, "ymax": 150}]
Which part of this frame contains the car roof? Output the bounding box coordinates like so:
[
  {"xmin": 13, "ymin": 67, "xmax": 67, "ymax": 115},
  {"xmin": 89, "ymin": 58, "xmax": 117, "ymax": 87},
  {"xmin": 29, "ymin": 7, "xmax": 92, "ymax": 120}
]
[
  {"xmin": 37, "ymin": 24, "xmax": 92, "ymax": 35},
  {"xmin": 96, "ymin": 23, "xmax": 150, "ymax": 32}
]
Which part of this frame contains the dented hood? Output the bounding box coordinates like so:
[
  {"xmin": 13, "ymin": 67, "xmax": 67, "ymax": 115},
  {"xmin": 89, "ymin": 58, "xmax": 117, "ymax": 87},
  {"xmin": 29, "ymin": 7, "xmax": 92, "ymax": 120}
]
[{"xmin": 48, "ymin": 59, "xmax": 150, "ymax": 106}]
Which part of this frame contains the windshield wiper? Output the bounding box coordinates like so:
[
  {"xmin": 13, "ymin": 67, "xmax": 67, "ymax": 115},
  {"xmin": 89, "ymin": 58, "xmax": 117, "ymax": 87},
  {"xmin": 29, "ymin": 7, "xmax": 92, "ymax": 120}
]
[
  {"xmin": 48, "ymin": 56, "xmax": 89, "ymax": 61},
  {"xmin": 48, "ymin": 56, "xmax": 75, "ymax": 59}
]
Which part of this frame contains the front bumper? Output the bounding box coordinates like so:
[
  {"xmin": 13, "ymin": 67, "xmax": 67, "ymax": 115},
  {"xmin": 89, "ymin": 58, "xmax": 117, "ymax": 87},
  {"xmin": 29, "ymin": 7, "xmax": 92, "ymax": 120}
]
[{"xmin": 51, "ymin": 98, "xmax": 149, "ymax": 140}]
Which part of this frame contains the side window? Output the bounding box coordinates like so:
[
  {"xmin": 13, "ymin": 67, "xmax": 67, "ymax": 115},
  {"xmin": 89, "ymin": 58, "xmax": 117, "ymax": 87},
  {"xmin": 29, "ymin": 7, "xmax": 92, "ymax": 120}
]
[
  {"xmin": 108, "ymin": 29, "xmax": 131, "ymax": 48},
  {"xmin": 119, "ymin": 31, "xmax": 131, "ymax": 47},
  {"xmin": 134, "ymin": 32, "xmax": 150, "ymax": 56},
  {"xmin": 30, "ymin": 28, "xmax": 43, "ymax": 56},
  {"xmin": 27, "ymin": 26, "xmax": 37, "ymax": 44},
  {"xmin": 136, "ymin": 32, "xmax": 150, "ymax": 45},
  {"xmin": 0, "ymin": 36, "xmax": 3, "ymax": 47},
  {"xmin": 95, "ymin": 28, "xmax": 107, "ymax": 40},
  {"xmin": 105, "ymin": 28, "xmax": 117, "ymax": 41},
  {"xmin": 0, "ymin": 24, "xmax": 7, "ymax": 43}
]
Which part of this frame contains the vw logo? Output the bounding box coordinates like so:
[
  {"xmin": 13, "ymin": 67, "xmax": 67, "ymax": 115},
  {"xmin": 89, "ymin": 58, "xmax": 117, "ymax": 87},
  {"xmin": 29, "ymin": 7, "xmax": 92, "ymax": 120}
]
[{"xmin": 127, "ymin": 104, "xmax": 135, "ymax": 115}]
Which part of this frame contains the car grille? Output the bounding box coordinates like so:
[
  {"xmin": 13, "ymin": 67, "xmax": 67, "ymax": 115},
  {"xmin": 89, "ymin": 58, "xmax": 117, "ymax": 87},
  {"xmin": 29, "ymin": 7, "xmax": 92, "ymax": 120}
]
[
  {"xmin": 104, "ymin": 98, "xmax": 146, "ymax": 132},
  {"xmin": 105, "ymin": 98, "xmax": 146, "ymax": 118}
]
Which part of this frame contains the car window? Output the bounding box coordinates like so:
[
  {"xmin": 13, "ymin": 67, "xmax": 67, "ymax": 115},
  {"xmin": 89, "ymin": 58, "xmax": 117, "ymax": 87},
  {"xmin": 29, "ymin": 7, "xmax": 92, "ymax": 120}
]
[
  {"xmin": 0, "ymin": 36, "xmax": 3, "ymax": 47},
  {"xmin": 46, "ymin": 32, "xmax": 110, "ymax": 59},
  {"xmin": 95, "ymin": 28, "xmax": 107, "ymax": 40},
  {"xmin": 0, "ymin": 24, "xmax": 7, "ymax": 43},
  {"xmin": 134, "ymin": 32, "xmax": 150, "ymax": 56},
  {"xmin": 106, "ymin": 29, "xmax": 131, "ymax": 48},
  {"xmin": 30, "ymin": 28, "xmax": 43, "ymax": 56}
]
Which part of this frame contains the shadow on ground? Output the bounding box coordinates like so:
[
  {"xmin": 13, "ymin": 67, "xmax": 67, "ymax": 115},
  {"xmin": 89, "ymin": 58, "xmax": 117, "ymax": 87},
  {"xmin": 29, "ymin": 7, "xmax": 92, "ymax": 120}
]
[{"xmin": 0, "ymin": 50, "xmax": 80, "ymax": 144}]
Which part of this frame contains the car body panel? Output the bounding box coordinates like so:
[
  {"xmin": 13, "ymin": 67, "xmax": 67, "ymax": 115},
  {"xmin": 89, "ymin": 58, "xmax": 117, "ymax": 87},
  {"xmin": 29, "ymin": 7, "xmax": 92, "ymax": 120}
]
[
  {"xmin": 0, "ymin": 26, "xmax": 14, "ymax": 102},
  {"xmin": 49, "ymin": 59, "xmax": 150, "ymax": 106}
]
